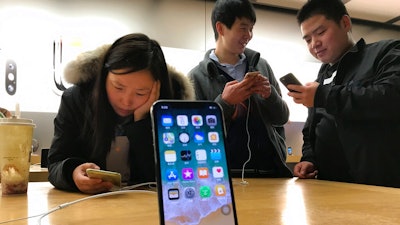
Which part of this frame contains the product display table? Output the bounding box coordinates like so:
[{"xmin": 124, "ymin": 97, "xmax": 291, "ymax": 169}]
[{"xmin": 1, "ymin": 178, "xmax": 400, "ymax": 224}]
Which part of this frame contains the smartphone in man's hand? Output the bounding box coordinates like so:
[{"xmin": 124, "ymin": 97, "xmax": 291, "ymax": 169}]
[
  {"xmin": 244, "ymin": 71, "xmax": 258, "ymax": 80},
  {"xmin": 279, "ymin": 73, "xmax": 302, "ymax": 92}
]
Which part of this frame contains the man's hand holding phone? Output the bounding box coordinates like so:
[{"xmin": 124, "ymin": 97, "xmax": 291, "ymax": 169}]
[
  {"xmin": 244, "ymin": 71, "xmax": 271, "ymax": 99},
  {"xmin": 279, "ymin": 73, "xmax": 302, "ymax": 93},
  {"xmin": 279, "ymin": 73, "xmax": 319, "ymax": 107},
  {"xmin": 288, "ymin": 82, "xmax": 319, "ymax": 107}
]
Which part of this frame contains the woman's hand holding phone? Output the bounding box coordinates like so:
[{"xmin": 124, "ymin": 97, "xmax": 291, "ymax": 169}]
[{"xmin": 72, "ymin": 163, "xmax": 114, "ymax": 194}]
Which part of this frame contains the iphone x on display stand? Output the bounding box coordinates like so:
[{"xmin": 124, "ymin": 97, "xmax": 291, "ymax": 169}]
[{"xmin": 151, "ymin": 100, "xmax": 238, "ymax": 225}]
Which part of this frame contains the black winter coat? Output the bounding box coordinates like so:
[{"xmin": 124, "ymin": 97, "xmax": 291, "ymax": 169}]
[{"xmin": 301, "ymin": 39, "xmax": 400, "ymax": 188}]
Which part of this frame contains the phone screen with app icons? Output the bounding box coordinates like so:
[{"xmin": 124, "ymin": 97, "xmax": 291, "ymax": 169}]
[{"xmin": 151, "ymin": 100, "xmax": 238, "ymax": 225}]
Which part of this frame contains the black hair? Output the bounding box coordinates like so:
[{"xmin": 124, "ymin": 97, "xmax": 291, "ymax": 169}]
[
  {"xmin": 296, "ymin": 0, "xmax": 349, "ymax": 26},
  {"xmin": 211, "ymin": 0, "xmax": 256, "ymax": 40},
  {"xmin": 90, "ymin": 33, "xmax": 173, "ymax": 161}
]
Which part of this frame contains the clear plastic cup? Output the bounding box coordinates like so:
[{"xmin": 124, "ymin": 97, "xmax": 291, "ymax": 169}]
[{"xmin": 0, "ymin": 118, "xmax": 35, "ymax": 195}]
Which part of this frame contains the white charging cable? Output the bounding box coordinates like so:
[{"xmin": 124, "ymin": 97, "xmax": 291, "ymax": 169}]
[
  {"xmin": 36, "ymin": 189, "xmax": 156, "ymax": 225},
  {"xmin": 0, "ymin": 182, "xmax": 156, "ymax": 225},
  {"xmin": 240, "ymin": 98, "xmax": 252, "ymax": 185}
]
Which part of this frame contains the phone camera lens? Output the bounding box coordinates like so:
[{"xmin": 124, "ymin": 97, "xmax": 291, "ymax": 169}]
[
  {"xmin": 7, "ymin": 84, "xmax": 15, "ymax": 93},
  {"xmin": 8, "ymin": 63, "xmax": 15, "ymax": 71}
]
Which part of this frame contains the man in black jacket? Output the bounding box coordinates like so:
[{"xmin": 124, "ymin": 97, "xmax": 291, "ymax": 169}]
[{"xmin": 288, "ymin": 0, "xmax": 400, "ymax": 188}]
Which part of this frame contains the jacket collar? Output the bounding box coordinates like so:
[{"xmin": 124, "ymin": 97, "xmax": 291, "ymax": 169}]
[{"xmin": 63, "ymin": 44, "xmax": 195, "ymax": 100}]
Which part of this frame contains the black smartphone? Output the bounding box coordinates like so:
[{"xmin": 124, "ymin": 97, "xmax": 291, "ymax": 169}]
[
  {"xmin": 279, "ymin": 73, "xmax": 302, "ymax": 92},
  {"xmin": 151, "ymin": 100, "xmax": 238, "ymax": 225}
]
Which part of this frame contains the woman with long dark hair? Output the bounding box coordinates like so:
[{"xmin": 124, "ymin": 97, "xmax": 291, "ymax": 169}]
[{"xmin": 48, "ymin": 33, "xmax": 194, "ymax": 193}]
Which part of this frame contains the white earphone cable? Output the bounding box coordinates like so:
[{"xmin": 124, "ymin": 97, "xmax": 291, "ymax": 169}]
[{"xmin": 240, "ymin": 98, "xmax": 251, "ymax": 185}]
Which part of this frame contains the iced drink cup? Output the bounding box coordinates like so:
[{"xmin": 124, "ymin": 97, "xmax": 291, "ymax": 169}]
[{"xmin": 0, "ymin": 118, "xmax": 35, "ymax": 195}]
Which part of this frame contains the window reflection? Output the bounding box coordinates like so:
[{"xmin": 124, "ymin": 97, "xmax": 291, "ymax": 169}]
[{"xmin": 281, "ymin": 178, "xmax": 308, "ymax": 225}]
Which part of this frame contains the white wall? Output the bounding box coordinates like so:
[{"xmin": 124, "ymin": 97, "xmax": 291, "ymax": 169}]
[{"xmin": 1, "ymin": 0, "xmax": 398, "ymax": 149}]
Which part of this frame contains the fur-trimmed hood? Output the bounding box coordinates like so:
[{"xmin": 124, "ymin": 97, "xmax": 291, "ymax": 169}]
[{"xmin": 63, "ymin": 44, "xmax": 195, "ymax": 100}]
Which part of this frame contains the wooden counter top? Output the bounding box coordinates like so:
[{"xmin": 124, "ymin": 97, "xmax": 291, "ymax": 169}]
[{"xmin": 1, "ymin": 178, "xmax": 399, "ymax": 224}]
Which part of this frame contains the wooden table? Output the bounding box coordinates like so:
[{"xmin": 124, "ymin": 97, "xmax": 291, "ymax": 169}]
[
  {"xmin": 1, "ymin": 178, "xmax": 399, "ymax": 225},
  {"xmin": 29, "ymin": 165, "xmax": 48, "ymax": 182}
]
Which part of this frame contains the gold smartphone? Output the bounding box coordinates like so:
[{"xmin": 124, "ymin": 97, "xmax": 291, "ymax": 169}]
[{"xmin": 86, "ymin": 168, "xmax": 121, "ymax": 188}]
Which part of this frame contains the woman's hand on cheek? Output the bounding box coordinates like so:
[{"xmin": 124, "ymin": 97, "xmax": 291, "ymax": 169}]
[
  {"xmin": 134, "ymin": 80, "xmax": 160, "ymax": 121},
  {"xmin": 72, "ymin": 163, "xmax": 113, "ymax": 194}
]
